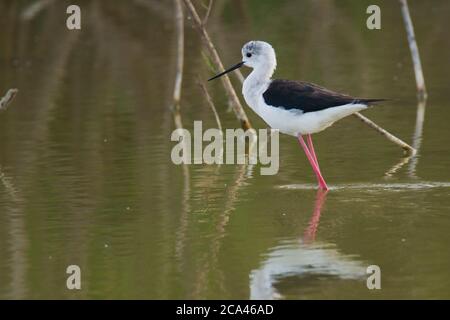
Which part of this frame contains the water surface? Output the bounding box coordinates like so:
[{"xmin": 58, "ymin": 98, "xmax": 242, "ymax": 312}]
[{"xmin": 0, "ymin": 0, "xmax": 449, "ymax": 299}]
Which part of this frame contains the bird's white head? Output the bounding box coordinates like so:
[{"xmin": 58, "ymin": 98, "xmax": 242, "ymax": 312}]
[
  {"xmin": 241, "ymin": 41, "xmax": 277, "ymax": 71},
  {"xmin": 208, "ymin": 40, "xmax": 277, "ymax": 82}
]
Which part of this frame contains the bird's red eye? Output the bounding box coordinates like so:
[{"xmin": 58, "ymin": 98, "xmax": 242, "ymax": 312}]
[{"xmin": 246, "ymin": 53, "xmax": 252, "ymax": 58}]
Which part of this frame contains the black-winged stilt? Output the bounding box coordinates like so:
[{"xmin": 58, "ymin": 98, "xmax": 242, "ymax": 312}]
[{"xmin": 209, "ymin": 41, "xmax": 385, "ymax": 190}]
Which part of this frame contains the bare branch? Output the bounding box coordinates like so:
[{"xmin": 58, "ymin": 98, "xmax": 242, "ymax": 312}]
[
  {"xmin": 182, "ymin": 0, "xmax": 252, "ymax": 130},
  {"xmin": 399, "ymin": 0, "xmax": 427, "ymax": 99},
  {"xmin": 352, "ymin": 112, "xmax": 416, "ymax": 155},
  {"xmin": 202, "ymin": 0, "xmax": 214, "ymax": 26},
  {"xmin": 172, "ymin": 0, "xmax": 184, "ymax": 107},
  {"xmin": 0, "ymin": 89, "xmax": 19, "ymax": 111}
]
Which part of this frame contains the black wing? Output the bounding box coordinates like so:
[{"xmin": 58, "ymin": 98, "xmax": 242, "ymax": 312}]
[{"xmin": 262, "ymin": 79, "xmax": 385, "ymax": 113}]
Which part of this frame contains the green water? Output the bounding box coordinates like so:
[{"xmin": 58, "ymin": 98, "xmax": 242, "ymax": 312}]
[{"xmin": 0, "ymin": 0, "xmax": 449, "ymax": 299}]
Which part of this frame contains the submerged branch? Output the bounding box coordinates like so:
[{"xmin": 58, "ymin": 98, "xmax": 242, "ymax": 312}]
[
  {"xmin": 399, "ymin": 0, "xmax": 427, "ymax": 99},
  {"xmin": 182, "ymin": 0, "xmax": 252, "ymax": 130},
  {"xmin": 0, "ymin": 89, "xmax": 19, "ymax": 111}
]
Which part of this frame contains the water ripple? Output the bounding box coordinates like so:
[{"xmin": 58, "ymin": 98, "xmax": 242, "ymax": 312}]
[{"xmin": 277, "ymin": 181, "xmax": 450, "ymax": 191}]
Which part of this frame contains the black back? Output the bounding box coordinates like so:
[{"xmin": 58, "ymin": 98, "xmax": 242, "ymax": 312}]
[{"xmin": 263, "ymin": 79, "xmax": 384, "ymax": 113}]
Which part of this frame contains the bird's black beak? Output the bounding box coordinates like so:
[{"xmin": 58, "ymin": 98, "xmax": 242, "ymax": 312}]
[{"xmin": 208, "ymin": 61, "xmax": 245, "ymax": 81}]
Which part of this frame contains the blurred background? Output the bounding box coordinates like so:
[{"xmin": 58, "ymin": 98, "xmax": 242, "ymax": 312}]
[{"xmin": 0, "ymin": 0, "xmax": 449, "ymax": 299}]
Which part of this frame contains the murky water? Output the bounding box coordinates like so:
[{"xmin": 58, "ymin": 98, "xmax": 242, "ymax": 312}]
[{"xmin": 1, "ymin": 0, "xmax": 449, "ymax": 299}]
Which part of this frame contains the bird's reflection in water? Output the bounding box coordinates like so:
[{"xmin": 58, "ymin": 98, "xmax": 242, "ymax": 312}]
[
  {"xmin": 303, "ymin": 189, "xmax": 328, "ymax": 244},
  {"xmin": 249, "ymin": 190, "xmax": 366, "ymax": 300}
]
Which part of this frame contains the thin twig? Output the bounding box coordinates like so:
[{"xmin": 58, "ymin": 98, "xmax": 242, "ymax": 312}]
[
  {"xmin": 0, "ymin": 89, "xmax": 19, "ymax": 111},
  {"xmin": 352, "ymin": 112, "xmax": 416, "ymax": 155},
  {"xmin": 198, "ymin": 79, "xmax": 223, "ymax": 132},
  {"xmin": 202, "ymin": 0, "xmax": 214, "ymax": 26},
  {"xmin": 172, "ymin": 0, "xmax": 184, "ymax": 107},
  {"xmin": 182, "ymin": 0, "xmax": 252, "ymax": 130},
  {"xmin": 399, "ymin": 0, "xmax": 427, "ymax": 99}
]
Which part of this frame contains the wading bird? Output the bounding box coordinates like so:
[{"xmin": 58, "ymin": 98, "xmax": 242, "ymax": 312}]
[{"xmin": 208, "ymin": 41, "xmax": 385, "ymax": 190}]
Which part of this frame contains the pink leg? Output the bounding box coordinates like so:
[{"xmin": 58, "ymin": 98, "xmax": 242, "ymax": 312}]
[
  {"xmin": 307, "ymin": 135, "xmax": 329, "ymax": 188},
  {"xmin": 306, "ymin": 134, "xmax": 327, "ymax": 189},
  {"xmin": 298, "ymin": 135, "xmax": 329, "ymax": 190},
  {"xmin": 306, "ymin": 134, "xmax": 320, "ymax": 169}
]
